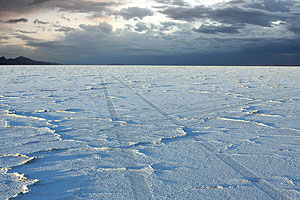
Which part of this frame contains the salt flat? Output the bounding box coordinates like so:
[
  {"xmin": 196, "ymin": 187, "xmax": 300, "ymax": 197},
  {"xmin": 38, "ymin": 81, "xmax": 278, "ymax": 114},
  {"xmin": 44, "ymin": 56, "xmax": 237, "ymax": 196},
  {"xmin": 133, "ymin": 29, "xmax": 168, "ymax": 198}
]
[{"xmin": 0, "ymin": 66, "xmax": 300, "ymax": 199}]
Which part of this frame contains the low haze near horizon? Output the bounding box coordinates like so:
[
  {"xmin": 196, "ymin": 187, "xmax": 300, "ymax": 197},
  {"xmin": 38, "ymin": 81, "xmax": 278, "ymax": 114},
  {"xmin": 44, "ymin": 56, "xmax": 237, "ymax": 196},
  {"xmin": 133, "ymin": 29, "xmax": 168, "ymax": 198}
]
[{"xmin": 0, "ymin": 0, "xmax": 300, "ymax": 65}]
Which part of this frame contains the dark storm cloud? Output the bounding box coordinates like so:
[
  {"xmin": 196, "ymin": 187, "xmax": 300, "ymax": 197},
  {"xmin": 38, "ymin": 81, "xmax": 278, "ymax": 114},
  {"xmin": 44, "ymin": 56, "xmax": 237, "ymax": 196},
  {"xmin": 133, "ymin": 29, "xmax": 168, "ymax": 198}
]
[
  {"xmin": 48, "ymin": 1, "xmax": 118, "ymax": 13},
  {"xmin": 126, "ymin": 37, "xmax": 300, "ymax": 66},
  {"xmin": 160, "ymin": 5, "xmax": 210, "ymax": 22},
  {"xmin": 29, "ymin": 0, "xmax": 50, "ymax": 5},
  {"xmin": 160, "ymin": 5, "xmax": 286, "ymax": 27},
  {"xmin": 115, "ymin": 7, "xmax": 154, "ymax": 20},
  {"xmin": 5, "ymin": 18, "xmax": 28, "ymax": 24},
  {"xmin": 1, "ymin": 0, "xmax": 300, "ymax": 65},
  {"xmin": 248, "ymin": 0, "xmax": 295, "ymax": 12},
  {"xmin": 192, "ymin": 25, "xmax": 241, "ymax": 34},
  {"xmin": 209, "ymin": 6, "xmax": 281, "ymax": 27},
  {"xmin": 7, "ymin": 25, "xmax": 300, "ymax": 65},
  {"xmin": 0, "ymin": 0, "xmax": 31, "ymax": 14},
  {"xmin": 0, "ymin": 0, "xmax": 120, "ymax": 17},
  {"xmin": 243, "ymin": 37, "xmax": 300, "ymax": 55},
  {"xmin": 159, "ymin": 0, "xmax": 300, "ymax": 35}
]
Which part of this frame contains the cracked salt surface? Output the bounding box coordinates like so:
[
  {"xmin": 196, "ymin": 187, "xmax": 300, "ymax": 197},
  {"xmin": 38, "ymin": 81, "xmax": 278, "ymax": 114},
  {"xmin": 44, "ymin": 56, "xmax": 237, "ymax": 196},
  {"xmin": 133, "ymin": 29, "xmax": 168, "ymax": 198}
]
[{"xmin": 0, "ymin": 66, "xmax": 300, "ymax": 199}]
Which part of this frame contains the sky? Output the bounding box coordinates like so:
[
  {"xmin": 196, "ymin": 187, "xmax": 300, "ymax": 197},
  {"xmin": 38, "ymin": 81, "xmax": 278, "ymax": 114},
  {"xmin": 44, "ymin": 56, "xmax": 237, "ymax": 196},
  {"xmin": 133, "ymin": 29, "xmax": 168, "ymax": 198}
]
[{"xmin": 0, "ymin": 0, "xmax": 300, "ymax": 65}]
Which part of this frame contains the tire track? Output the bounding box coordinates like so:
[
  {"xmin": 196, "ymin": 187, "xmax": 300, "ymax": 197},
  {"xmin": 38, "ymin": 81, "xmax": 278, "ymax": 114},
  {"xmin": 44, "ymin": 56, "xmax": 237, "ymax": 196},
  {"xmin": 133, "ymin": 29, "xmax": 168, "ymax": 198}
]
[
  {"xmin": 111, "ymin": 75, "xmax": 183, "ymax": 127},
  {"xmin": 100, "ymin": 74, "xmax": 119, "ymax": 122},
  {"xmin": 99, "ymin": 73, "xmax": 154, "ymax": 200},
  {"xmin": 111, "ymin": 74, "xmax": 290, "ymax": 200}
]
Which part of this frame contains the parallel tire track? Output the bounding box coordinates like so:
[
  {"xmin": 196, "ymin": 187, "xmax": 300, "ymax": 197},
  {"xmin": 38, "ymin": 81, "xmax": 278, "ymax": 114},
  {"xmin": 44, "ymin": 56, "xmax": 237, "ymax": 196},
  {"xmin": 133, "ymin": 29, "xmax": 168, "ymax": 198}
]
[
  {"xmin": 111, "ymin": 74, "xmax": 290, "ymax": 200},
  {"xmin": 98, "ymin": 72, "xmax": 154, "ymax": 200},
  {"xmin": 100, "ymin": 74, "xmax": 119, "ymax": 122}
]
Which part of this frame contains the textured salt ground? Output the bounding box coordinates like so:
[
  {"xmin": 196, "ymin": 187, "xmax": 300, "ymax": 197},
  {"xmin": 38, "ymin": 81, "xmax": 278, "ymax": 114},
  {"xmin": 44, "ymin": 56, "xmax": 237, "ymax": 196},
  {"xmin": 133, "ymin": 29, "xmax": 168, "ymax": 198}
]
[{"xmin": 0, "ymin": 66, "xmax": 300, "ymax": 199}]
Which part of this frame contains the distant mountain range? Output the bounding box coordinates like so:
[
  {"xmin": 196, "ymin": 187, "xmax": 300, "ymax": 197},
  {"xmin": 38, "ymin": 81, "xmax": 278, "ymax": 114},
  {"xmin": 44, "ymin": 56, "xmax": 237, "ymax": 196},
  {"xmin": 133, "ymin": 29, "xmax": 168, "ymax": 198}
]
[{"xmin": 0, "ymin": 56, "xmax": 60, "ymax": 65}]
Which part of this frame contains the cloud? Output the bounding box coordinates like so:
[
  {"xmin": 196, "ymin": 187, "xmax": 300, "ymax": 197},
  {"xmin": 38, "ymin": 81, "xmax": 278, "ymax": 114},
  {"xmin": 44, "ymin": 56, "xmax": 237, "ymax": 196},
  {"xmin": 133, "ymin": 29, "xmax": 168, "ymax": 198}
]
[
  {"xmin": 0, "ymin": 0, "xmax": 121, "ymax": 18},
  {"xmin": 135, "ymin": 22, "xmax": 149, "ymax": 32},
  {"xmin": 4, "ymin": 24, "xmax": 300, "ymax": 65},
  {"xmin": 155, "ymin": 0, "xmax": 189, "ymax": 6},
  {"xmin": 0, "ymin": 0, "xmax": 32, "ymax": 15},
  {"xmin": 16, "ymin": 30, "xmax": 37, "ymax": 34},
  {"xmin": 29, "ymin": 0, "xmax": 50, "ymax": 6},
  {"xmin": 193, "ymin": 24, "xmax": 241, "ymax": 34},
  {"xmin": 80, "ymin": 22, "xmax": 113, "ymax": 33},
  {"xmin": 160, "ymin": 21, "xmax": 178, "ymax": 27},
  {"xmin": 61, "ymin": 15, "xmax": 71, "ymax": 21},
  {"xmin": 34, "ymin": 19, "xmax": 49, "ymax": 25},
  {"xmin": 159, "ymin": 21, "xmax": 179, "ymax": 31},
  {"xmin": 54, "ymin": 26, "xmax": 75, "ymax": 33},
  {"xmin": 287, "ymin": 23, "xmax": 300, "ymax": 34},
  {"xmin": 14, "ymin": 34, "xmax": 70, "ymax": 49},
  {"xmin": 160, "ymin": 6, "xmax": 210, "ymax": 22},
  {"xmin": 211, "ymin": 7, "xmax": 276, "ymax": 26},
  {"xmin": 98, "ymin": 22, "xmax": 113, "ymax": 33},
  {"xmin": 10, "ymin": 27, "xmax": 191, "ymax": 64},
  {"xmin": 1, "ymin": 0, "xmax": 300, "ymax": 65},
  {"xmin": 5, "ymin": 18, "xmax": 28, "ymax": 24},
  {"xmin": 48, "ymin": 0, "xmax": 119, "ymax": 13},
  {"xmin": 116, "ymin": 7, "xmax": 154, "ymax": 20},
  {"xmin": 161, "ymin": 5, "xmax": 287, "ymax": 27},
  {"xmin": 248, "ymin": 0, "xmax": 295, "ymax": 12},
  {"xmin": 0, "ymin": 35, "xmax": 11, "ymax": 40},
  {"xmin": 26, "ymin": 40, "xmax": 68, "ymax": 49},
  {"xmin": 0, "ymin": 44, "xmax": 32, "ymax": 57}
]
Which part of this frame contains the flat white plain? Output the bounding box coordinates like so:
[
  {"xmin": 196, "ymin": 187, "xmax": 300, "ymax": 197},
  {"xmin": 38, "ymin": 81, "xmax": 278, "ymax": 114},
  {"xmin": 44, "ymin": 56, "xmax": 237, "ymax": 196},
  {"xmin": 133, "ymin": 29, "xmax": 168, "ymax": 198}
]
[{"xmin": 0, "ymin": 66, "xmax": 300, "ymax": 199}]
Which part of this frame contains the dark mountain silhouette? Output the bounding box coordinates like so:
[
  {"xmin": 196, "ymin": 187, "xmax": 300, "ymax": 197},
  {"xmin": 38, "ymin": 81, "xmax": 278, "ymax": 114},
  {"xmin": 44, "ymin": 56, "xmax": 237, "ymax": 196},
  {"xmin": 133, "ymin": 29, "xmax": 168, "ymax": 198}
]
[{"xmin": 0, "ymin": 56, "xmax": 60, "ymax": 65}]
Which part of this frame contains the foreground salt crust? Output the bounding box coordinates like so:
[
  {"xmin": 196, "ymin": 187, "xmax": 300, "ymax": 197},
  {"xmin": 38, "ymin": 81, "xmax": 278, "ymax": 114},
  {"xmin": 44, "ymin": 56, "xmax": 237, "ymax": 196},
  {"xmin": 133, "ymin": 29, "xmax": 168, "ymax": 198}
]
[{"xmin": 0, "ymin": 66, "xmax": 299, "ymax": 199}]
